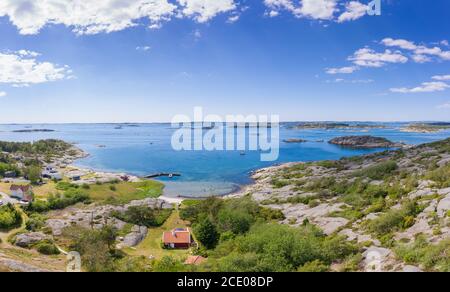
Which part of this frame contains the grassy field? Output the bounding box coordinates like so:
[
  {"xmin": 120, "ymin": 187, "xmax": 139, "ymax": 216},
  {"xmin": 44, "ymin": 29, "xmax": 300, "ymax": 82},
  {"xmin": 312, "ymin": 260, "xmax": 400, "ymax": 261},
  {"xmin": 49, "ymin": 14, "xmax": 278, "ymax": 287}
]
[
  {"xmin": 125, "ymin": 210, "xmax": 192, "ymax": 260},
  {"xmin": 1, "ymin": 179, "xmax": 164, "ymax": 205},
  {"xmin": 85, "ymin": 180, "xmax": 164, "ymax": 204},
  {"xmin": 0, "ymin": 181, "xmax": 57, "ymax": 199}
]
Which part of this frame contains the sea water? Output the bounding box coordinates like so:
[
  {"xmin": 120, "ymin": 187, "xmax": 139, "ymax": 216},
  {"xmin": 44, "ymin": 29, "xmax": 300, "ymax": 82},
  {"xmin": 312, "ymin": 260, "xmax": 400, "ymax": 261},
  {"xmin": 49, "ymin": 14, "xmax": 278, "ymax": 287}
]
[{"xmin": 1, "ymin": 123, "xmax": 449, "ymax": 197}]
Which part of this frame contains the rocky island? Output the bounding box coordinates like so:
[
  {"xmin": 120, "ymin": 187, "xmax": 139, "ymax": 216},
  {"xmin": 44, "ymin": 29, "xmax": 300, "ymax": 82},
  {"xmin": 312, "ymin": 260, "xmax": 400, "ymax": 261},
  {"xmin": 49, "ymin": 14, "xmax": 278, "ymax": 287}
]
[
  {"xmin": 402, "ymin": 123, "xmax": 450, "ymax": 134},
  {"xmin": 12, "ymin": 129, "xmax": 55, "ymax": 133},
  {"xmin": 289, "ymin": 122, "xmax": 386, "ymax": 130},
  {"xmin": 283, "ymin": 138, "xmax": 308, "ymax": 143},
  {"xmin": 329, "ymin": 136, "xmax": 404, "ymax": 149}
]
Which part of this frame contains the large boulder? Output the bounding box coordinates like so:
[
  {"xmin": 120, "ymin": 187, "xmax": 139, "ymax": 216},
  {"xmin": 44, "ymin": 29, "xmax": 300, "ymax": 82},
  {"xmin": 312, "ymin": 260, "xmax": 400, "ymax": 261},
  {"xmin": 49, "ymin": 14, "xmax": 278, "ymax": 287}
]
[
  {"xmin": 15, "ymin": 232, "xmax": 50, "ymax": 248},
  {"xmin": 121, "ymin": 225, "xmax": 148, "ymax": 247},
  {"xmin": 362, "ymin": 247, "xmax": 395, "ymax": 272},
  {"xmin": 46, "ymin": 219, "xmax": 71, "ymax": 236},
  {"xmin": 437, "ymin": 194, "xmax": 450, "ymax": 218}
]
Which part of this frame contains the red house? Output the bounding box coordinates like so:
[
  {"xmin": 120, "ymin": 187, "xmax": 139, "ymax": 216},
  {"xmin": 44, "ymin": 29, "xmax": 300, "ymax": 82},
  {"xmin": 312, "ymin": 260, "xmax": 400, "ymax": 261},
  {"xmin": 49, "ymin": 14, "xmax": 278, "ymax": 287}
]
[{"xmin": 162, "ymin": 228, "xmax": 193, "ymax": 249}]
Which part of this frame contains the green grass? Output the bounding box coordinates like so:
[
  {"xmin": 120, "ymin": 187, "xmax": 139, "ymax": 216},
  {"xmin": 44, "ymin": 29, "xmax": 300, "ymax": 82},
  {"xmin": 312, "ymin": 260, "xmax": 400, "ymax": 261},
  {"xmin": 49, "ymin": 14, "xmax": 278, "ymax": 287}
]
[
  {"xmin": 85, "ymin": 180, "xmax": 164, "ymax": 204},
  {"xmin": 125, "ymin": 210, "xmax": 192, "ymax": 260}
]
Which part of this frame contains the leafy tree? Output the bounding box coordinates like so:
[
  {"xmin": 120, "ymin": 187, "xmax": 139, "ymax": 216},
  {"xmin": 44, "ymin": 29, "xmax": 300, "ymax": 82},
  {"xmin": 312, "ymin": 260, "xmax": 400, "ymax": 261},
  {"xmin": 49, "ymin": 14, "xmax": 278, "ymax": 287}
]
[
  {"xmin": 25, "ymin": 165, "xmax": 41, "ymax": 184},
  {"xmin": 63, "ymin": 226, "xmax": 118, "ymax": 272},
  {"xmin": 194, "ymin": 218, "xmax": 219, "ymax": 249},
  {"xmin": 0, "ymin": 204, "xmax": 22, "ymax": 230}
]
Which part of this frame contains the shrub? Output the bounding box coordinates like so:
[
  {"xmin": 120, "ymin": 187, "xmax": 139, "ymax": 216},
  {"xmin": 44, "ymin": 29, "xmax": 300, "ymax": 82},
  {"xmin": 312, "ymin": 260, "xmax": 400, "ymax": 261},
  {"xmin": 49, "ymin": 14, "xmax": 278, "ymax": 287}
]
[
  {"xmin": 112, "ymin": 206, "xmax": 172, "ymax": 227},
  {"xmin": 25, "ymin": 189, "xmax": 90, "ymax": 213},
  {"xmin": 367, "ymin": 201, "xmax": 423, "ymax": 236},
  {"xmin": 395, "ymin": 236, "xmax": 449, "ymax": 272},
  {"xmin": 26, "ymin": 214, "xmax": 46, "ymax": 231},
  {"xmin": 211, "ymin": 223, "xmax": 359, "ymax": 272},
  {"xmin": 36, "ymin": 241, "xmax": 60, "ymax": 255},
  {"xmin": 271, "ymin": 179, "xmax": 290, "ymax": 189},
  {"xmin": 297, "ymin": 260, "xmax": 329, "ymax": 272},
  {"xmin": 0, "ymin": 204, "xmax": 22, "ymax": 230},
  {"xmin": 354, "ymin": 161, "xmax": 398, "ymax": 180}
]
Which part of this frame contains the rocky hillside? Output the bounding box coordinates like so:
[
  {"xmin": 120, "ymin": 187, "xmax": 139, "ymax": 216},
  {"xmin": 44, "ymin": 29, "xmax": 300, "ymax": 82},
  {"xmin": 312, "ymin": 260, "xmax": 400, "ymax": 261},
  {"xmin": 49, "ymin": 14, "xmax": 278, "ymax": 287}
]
[{"xmin": 231, "ymin": 138, "xmax": 450, "ymax": 272}]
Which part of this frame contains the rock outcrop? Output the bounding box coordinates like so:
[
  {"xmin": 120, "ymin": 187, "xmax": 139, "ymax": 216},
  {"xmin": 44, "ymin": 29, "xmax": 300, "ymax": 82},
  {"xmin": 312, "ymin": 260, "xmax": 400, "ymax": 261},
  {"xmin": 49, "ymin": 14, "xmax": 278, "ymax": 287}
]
[
  {"xmin": 14, "ymin": 232, "xmax": 50, "ymax": 248},
  {"xmin": 329, "ymin": 136, "xmax": 402, "ymax": 148}
]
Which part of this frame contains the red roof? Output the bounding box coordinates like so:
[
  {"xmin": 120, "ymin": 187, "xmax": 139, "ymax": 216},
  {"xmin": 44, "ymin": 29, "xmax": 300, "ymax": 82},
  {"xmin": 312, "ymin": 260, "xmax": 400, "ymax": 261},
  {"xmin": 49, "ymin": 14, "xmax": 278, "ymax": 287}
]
[
  {"xmin": 10, "ymin": 185, "xmax": 31, "ymax": 192},
  {"xmin": 163, "ymin": 228, "xmax": 192, "ymax": 244}
]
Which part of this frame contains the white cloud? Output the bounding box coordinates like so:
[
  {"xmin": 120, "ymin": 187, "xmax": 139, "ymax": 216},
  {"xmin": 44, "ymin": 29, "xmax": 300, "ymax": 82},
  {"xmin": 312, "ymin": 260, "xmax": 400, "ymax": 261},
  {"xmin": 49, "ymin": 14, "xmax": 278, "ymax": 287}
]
[
  {"xmin": 136, "ymin": 46, "xmax": 151, "ymax": 51},
  {"xmin": 437, "ymin": 102, "xmax": 450, "ymax": 109},
  {"xmin": 300, "ymin": 0, "xmax": 337, "ymax": 20},
  {"xmin": 381, "ymin": 38, "xmax": 417, "ymax": 50},
  {"xmin": 442, "ymin": 40, "xmax": 449, "ymax": 47},
  {"xmin": 1, "ymin": 0, "xmax": 236, "ymax": 35},
  {"xmin": 267, "ymin": 10, "xmax": 280, "ymax": 17},
  {"xmin": 0, "ymin": 51, "xmax": 71, "ymax": 87},
  {"xmin": 432, "ymin": 75, "xmax": 450, "ymax": 81},
  {"xmin": 382, "ymin": 38, "xmax": 450, "ymax": 62},
  {"xmin": 227, "ymin": 14, "xmax": 240, "ymax": 23},
  {"xmin": 0, "ymin": 91, "xmax": 6, "ymax": 97},
  {"xmin": 337, "ymin": 1, "xmax": 367, "ymax": 23},
  {"xmin": 349, "ymin": 48, "xmax": 408, "ymax": 68},
  {"xmin": 390, "ymin": 81, "xmax": 449, "ymax": 94},
  {"xmin": 264, "ymin": 0, "xmax": 337, "ymax": 20},
  {"xmin": 412, "ymin": 54, "xmax": 432, "ymax": 64},
  {"xmin": 326, "ymin": 66, "xmax": 358, "ymax": 74},
  {"xmin": 178, "ymin": 0, "xmax": 237, "ymax": 23},
  {"xmin": 327, "ymin": 78, "xmax": 373, "ymax": 83}
]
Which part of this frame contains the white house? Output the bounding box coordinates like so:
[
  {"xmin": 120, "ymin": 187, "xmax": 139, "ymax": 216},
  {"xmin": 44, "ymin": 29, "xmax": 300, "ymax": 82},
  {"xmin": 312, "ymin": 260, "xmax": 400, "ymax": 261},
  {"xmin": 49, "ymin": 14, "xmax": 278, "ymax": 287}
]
[{"xmin": 10, "ymin": 185, "xmax": 33, "ymax": 202}]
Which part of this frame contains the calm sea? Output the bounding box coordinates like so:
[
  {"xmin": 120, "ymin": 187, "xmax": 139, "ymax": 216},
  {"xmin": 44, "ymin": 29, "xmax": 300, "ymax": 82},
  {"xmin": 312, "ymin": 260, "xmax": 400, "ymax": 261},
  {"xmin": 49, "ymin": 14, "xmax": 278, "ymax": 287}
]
[{"xmin": 1, "ymin": 123, "xmax": 449, "ymax": 197}]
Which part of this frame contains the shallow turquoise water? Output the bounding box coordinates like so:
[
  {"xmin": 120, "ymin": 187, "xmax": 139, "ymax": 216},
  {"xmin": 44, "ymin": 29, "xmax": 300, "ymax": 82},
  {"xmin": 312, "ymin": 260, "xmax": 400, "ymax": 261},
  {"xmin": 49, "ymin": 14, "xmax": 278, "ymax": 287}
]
[{"xmin": 1, "ymin": 123, "xmax": 449, "ymax": 197}]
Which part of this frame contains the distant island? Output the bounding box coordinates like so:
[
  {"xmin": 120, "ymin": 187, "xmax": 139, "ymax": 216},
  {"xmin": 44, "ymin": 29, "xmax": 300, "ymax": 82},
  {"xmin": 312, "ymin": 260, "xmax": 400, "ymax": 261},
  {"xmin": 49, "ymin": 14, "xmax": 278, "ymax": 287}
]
[
  {"xmin": 329, "ymin": 136, "xmax": 403, "ymax": 149},
  {"xmin": 283, "ymin": 138, "xmax": 308, "ymax": 144},
  {"xmin": 289, "ymin": 122, "xmax": 386, "ymax": 130},
  {"xmin": 12, "ymin": 129, "xmax": 55, "ymax": 133},
  {"xmin": 402, "ymin": 123, "xmax": 450, "ymax": 133}
]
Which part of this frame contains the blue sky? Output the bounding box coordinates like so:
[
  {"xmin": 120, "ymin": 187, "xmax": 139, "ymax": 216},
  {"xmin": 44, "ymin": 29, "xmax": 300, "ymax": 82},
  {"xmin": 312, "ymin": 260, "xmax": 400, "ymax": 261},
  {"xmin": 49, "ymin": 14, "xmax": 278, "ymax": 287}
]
[{"xmin": 0, "ymin": 0, "xmax": 449, "ymax": 123}]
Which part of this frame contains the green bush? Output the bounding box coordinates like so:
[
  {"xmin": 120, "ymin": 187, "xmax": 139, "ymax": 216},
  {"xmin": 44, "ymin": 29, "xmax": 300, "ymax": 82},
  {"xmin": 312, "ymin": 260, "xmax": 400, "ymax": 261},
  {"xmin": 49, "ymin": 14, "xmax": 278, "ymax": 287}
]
[
  {"xmin": 26, "ymin": 214, "xmax": 46, "ymax": 231},
  {"xmin": 354, "ymin": 161, "xmax": 398, "ymax": 180},
  {"xmin": 297, "ymin": 260, "xmax": 329, "ymax": 272},
  {"xmin": 25, "ymin": 189, "xmax": 90, "ymax": 213},
  {"xmin": 395, "ymin": 236, "xmax": 449, "ymax": 272},
  {"xmin": 0, "ymin": 204, "xmax": 22, "ymax": 230},
  {"xmin": 211, "ymin": 223, "xmax": 359, "ymax": 272},
  {"xmin": 36, "ymin": 241, "xmax": 60, "ymax": 255},
  {"xmin": 112, "ymin": 206, "xmax": 172, "ymax": 227},
  {"xmin": 367, "ymin": 201, "xmax": 423, "ymax": 236}
]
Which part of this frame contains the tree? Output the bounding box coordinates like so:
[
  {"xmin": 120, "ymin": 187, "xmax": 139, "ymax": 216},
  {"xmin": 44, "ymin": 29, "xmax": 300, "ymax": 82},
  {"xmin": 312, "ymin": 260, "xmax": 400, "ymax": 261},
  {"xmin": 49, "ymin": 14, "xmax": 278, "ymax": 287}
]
[
  {"xmin": 25, "ymin": 165, "xmax": 41, "ymax": 184},
  {"xmin": 63, "ymin": 226, "xmax": 118, "ymax": 272},
  {"xmin": 194, "ymin": 218, "xmax": 219, "ymax": 249}
]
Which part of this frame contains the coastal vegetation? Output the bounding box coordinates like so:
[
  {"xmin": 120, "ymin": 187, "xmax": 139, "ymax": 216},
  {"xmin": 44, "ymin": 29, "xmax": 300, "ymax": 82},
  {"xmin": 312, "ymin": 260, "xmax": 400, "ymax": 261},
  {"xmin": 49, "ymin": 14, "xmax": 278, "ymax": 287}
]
[
  {"xmin": 0, "ymin": 140, "xmax": 71, "ymax": 156},
  {"xmin": 0, "ymin": 204, "xmax": 22, "ymax": 230},
  {"xmin": 111, "ymin": 206, "xmax": 172, "ymax": 228},
  {"xmin": 1, "ymin": 137, "xmax": 449, "ymax": 272}
]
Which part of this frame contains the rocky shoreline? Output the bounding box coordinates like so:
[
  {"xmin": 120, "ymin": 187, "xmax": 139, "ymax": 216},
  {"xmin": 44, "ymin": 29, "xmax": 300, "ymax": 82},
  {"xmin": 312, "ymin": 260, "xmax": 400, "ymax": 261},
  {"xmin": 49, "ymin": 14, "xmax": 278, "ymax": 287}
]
[{"xmin": 228, "ymin": 139, "xmax": 450, "ymax": 271}]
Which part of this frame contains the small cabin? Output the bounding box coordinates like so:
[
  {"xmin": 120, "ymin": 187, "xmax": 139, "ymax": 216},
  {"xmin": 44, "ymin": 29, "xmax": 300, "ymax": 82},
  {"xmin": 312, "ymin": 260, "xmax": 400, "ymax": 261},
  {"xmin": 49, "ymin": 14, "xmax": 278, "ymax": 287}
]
[
  {"xmin": 162, "ymin": 228, "xmax": 193, "ymax": 249},
  {"xmin": 10, "ymin": 185, "xmax": 33, "ymax": 202}
]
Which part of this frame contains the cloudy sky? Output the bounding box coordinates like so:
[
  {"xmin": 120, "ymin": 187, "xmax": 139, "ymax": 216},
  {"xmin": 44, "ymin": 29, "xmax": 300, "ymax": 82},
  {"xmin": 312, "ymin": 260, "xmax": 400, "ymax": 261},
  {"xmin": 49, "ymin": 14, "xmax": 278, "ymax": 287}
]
[{"xmin": 0, "ymin": 0, "xmax": 449, "ymax": 123}]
